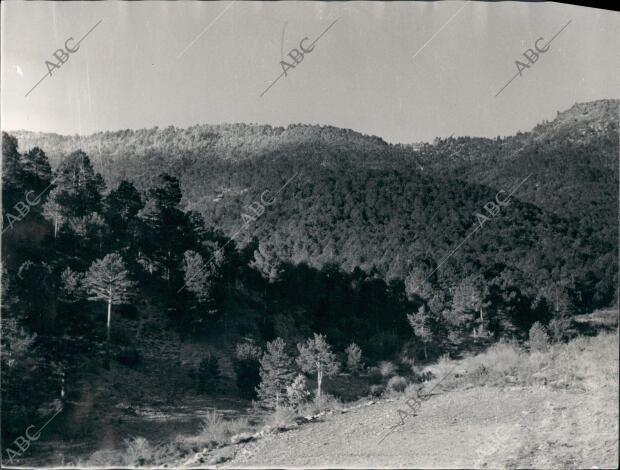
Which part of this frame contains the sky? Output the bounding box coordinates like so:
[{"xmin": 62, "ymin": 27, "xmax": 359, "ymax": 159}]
[{"xmin": 1, "ymin": 1, "xmax": 618, "ymax": 143}]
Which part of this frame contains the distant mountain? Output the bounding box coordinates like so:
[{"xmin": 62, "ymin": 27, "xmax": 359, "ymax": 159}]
[
  {"xmin": 414, "ymin": 99, "xmax": 618, "ymax": 241},
  {"xmin": 12, "ymin": 124, "xmax": 397, "ymax": 173},
  {"xmin": 13, "ymin": 101, "xmax": 618, "ymax": 238}
]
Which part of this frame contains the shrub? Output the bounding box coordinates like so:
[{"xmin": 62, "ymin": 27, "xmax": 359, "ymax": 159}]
[
  {"xmin": 322, "ymin": 373, "xmax": 370, "ymax": 401},
  {"xmin": 548, "ymin": 316, "xmax": 571, "ymax": 342},
  {"xmin": 266, "ymin": 406, "xmax": 296, "ymax": 429},
  {"xmin": 378, "ymin": 361, "xmax": 397, "ymax": 378},
  {"xmin": 398, "ymin": 351, "xmax": 416, "ymax": 374},
  {"xmin": 200, "ymin": 410, "xmax": 226, "ymax": 444},
  {"xmin": 425, "ymin": 353, "xmax": 451, "ymax": 382},
  {"xmin": 286, "ymin": 374, "xmax": 310, "ymax": 410},
  {"xmin": 345, "ymin": 343, "xmax": 364, "ymax": 374},
  {"xmin": 528, "ymin": 322, "xmax": 549, "ymax": 352},
  {"xmin": 194, "ymin": 354, "xmax": 221, "ymax": 392},
  {"xmin": 404, "ymin": 383, "xmax": 422, "ymax": 398},
  {"xmin": 199, "ymin": 411, "xmax": 251, "ymax": 447},
  {"xmin": 298, "ymin": 393, "xmax": 342, "ymax": 416},
  {"xmin": 386, "ymin": 375, "xmax": 408, "ymax": 393},
  {"xmin": 120, "ymin": 436, "xmax": 153, "ymax": 466},
  {"xmin": 369, "ymin": 384, "xmax": 384, "ymax": 397},
  {"xmin": 312, "ymin": 393, "xmax": 342, "ymax": 412}
]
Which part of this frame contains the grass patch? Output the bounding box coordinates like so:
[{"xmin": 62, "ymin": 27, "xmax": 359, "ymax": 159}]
[{"xmin": 416, "ymin": 332, "xmax": 617, "ymax": 393}]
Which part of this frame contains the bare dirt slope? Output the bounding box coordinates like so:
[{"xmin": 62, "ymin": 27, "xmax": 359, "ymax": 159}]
[{"xmin": 219, "ymin": 382, "xmax": 617, "ymax": 469}]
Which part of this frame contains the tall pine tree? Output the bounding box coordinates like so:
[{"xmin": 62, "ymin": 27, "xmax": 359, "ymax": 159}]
[
  {"xmin": 84, "ymin": 253, "xmax": 136, "ymax": 368},
  {"xmin": 256, "ymin": 337, "xmax": 295, "ymax": 410}
]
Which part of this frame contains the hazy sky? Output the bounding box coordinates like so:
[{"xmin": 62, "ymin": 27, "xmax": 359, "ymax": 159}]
[{"xmin": 1, "ymin": 1, "xmax": 618, "ymax": 143}]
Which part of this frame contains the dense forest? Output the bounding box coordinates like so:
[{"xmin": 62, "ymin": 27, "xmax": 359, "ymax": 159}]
[{"xmin": 2, "ymin": 99, "xmax": 617, "ymax": 452}]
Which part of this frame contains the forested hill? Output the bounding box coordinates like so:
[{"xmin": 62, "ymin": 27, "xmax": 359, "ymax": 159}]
[
  {"xmin": 9, "ymin": 99, "xmax": 618, "ymax": 310},
  {"xmin": 2, "ymin": 101, "xmax": 618, "ymax": 449},
  {"xmin": 414, "ymin": 99, "xmax": 618, "ymax": 242},
  {"xmin": 12, "ymin": 100, "xmax": 618, "ymax": 237},
  {"xmin": 12, "ymin": 124, "xmax": 398, "ymax": 174}
]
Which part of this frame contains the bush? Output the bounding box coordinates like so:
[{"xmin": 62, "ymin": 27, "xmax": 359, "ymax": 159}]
[
  {"xmin": 266, "ymin": 406, "xmax": 296, "ymax": 429},
  {"xmin": 404, "ymin": 383, "xmax": 422, "ymax": 398},
  {"xmin": 378, "ymin": 361, "xmax": 397, "ymax": 378},
  {"xmin": 528, "ymin": 322, "xmax": 549, "ymax": 352},
  {"xmin": 80, "ymin": 434, "xmax": 193, "ymax": 467},
  {"xmin": 286, "ymin": 374, "xmax": 310, "ymax": 410},
  {"xmin": 312, "ymin": 393, "xmax": 342, "ymax": 412},
  {"xmin": 345, "ymin": 343, "xmax": 364, "ymax": 374},
  {"xmin": 398, "ymin": 350, "xmax": 416, "ymax": 374},
  {"xmin": 199, "ymin": 411, "xmax": 250, "ymax": 447},
  {"xmin": 409, "ymin": 365, "xmax": 434, "ymax": 383},
  {"xmin": 200, "ymin": 410, "xmax": 226, "ymax": 444},
  {"xmin": 194, "ymin": 354, "xmax": 221, "ymax": 393},
  {"xmin": 298, "ymin": 393, "xmax": 342, "ymax": 416},
  {"xmin": 386, "ymin": 375, "xmax": 408, "ymax": 393},
  {"xmin": 120, "ymin": 436, "xmax": 153, "ymax": 466},
  {"xmin": 369, "ymin": 384, "xmax": 384, "ymax": 397},
  {"xmin": 548, "ymin": 316, "xmax": 571, "ymax": 342}
]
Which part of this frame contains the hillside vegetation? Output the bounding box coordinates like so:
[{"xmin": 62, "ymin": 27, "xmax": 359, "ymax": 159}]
[{"xmin": 2, "ymin": 100, "xmax": 617, "ymax": 466}]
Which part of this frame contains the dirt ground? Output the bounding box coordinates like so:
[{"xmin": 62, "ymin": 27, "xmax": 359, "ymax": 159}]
[{"xmin": 218, "ymin": 382, "xmax": 617, "ymax": 469}]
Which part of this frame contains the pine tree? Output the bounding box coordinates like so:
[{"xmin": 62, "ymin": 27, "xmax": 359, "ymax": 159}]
[
  {"xmin": 60, "ymin": 267, "xmax": 85, "ymax": 303},
  {"xmin": 345, "ymin": 342, "xmax": 364, "ymax": 374},
  {"xmin": 251, "ymin": 243, "xmax": 284, "ymax": 284},
  {"xmin": 139, "ymin": 174, "xmax": 189, "ymax": 287},
  {"xmin": 16, "ymin": 261, "xmax": 57, "ymax": 331},
  {"xmin": 450, "ymin": 275, "xmax": 488, "ymax": 337},
  {"xmin": 404, "ymin": 266, "xmax": 435, "ymax": 302},
  {"xmin": 182, "ymin": 250, "xmax": 216, "ymax": 305},
  {"xmin": 84, "ymin": 253, "xmax": 136, "ymax": 368},
  {"xmin": 256, "ymin": 337, "xmax": 295, "ymax": 410},
  {"xmin": 286, "ymin": 374, "xmax": 310, "ymax": 410},
  {"xmin": 528, "ymin": 321, "xmax": 549, "ymax": 352},
  {"xmin": 2, "ymin": 132, "xmax": 24, "ymax": 217},
  {"xmin": 296, "ymin": 333, "xmax": 339, "ymax": 398},
  {"xmin": 103, "ymin": 180, "xmax": 143, "ymax": 251},
  {"xmin": 50, "ymin": 150, "xmax": 104, "ymax": 219},
  {"xmin": 42, "ymin": 187, "xmax": 63, "ymax": 238},
  {"xmin": 22, "ymin": 147, "xmax": 53, "ymax": 196},
  {"xmin": 407, "ymin": 305, "xmax": 434, "ymax": 360}
]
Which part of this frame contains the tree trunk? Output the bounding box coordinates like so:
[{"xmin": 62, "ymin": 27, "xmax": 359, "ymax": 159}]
[
  {"xmin": 315, "ymin": 362, "xmax": 323, "ymax": 398},
  {"xmin": 60, "ymin": 370, "xmax": 66, "ymax": 400},
  {"xmin": 105, "ymin": 295, "xmax": 112, "ymax": 369},
  {"xmin": 423, "ymin": 343, "xmax": 428, "ymax": 360}
]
